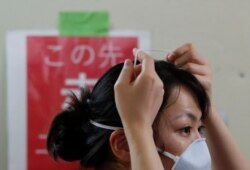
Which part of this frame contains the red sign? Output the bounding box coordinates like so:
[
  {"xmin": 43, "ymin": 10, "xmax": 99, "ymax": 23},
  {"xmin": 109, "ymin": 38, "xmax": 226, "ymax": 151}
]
[{"xmin": 27, "ymin": 36, "xmax": 138, "ymax": 170}]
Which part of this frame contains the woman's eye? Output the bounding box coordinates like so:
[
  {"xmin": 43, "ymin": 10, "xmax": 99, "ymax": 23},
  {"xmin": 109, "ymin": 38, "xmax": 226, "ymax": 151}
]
[
  {"xmin": 180, "ymin": 127, "xmax": 191, "ymax": 136},
  {"xmin": 198, "ymin": 125, "xmax": 206, "ymax": 137}
]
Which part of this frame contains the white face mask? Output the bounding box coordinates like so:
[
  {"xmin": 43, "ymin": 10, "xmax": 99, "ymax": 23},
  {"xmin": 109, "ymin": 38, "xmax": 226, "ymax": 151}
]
[{"xmin": 157, "ymin": 138, "xmax": 212, "ymax": 170}]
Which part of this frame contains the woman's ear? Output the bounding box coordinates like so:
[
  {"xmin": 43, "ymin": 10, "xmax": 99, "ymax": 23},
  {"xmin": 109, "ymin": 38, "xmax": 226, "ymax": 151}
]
[{"xmin": 109, "ymin": 129, "xmax": 130, "ymax": 163}]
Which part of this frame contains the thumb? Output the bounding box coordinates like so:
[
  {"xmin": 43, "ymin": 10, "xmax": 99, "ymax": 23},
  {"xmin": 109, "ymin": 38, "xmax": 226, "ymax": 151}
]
[{"xmin": 116, "ymin": 59, "xmax": 134, "ymax": 84}]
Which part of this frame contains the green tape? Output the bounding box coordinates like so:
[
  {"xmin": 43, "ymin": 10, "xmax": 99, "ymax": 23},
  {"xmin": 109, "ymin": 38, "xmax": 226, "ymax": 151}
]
[{"xmin": 59, "ymin": 11, "xmax": 110, "ymax": 36}]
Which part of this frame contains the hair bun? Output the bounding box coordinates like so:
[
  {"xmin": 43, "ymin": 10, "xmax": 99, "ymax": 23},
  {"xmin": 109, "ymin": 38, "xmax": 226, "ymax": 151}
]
[{"xmin": 47, "ymin": 88, "xmax": 91, "ymax": 161}]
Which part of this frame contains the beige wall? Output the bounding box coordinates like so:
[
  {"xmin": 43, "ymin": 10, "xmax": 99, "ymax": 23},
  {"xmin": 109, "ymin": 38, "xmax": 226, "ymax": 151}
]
[{"xmin": 1, "ymin": 0, "xmax": 250, "ymax": 169}]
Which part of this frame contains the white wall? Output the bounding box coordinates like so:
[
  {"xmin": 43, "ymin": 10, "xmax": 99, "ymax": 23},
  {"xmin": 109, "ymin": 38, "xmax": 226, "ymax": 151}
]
[{"xmin": 1, "ymin": 0, "xmax": 250, "ymax": 169}]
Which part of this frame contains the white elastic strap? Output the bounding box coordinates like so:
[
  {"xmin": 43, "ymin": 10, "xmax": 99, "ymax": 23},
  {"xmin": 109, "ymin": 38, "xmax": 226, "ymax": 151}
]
[
  {"xmin": 134, "ymin": 48, "xmax": 143, "ymax": 67},
  {"xmin": 90, "ymin": 120, "xmax": 122, "ymax": 131},
  {"xmin": 157, "ymin": 147, "xmax": 179, "ymax": 162},
  {"xmin": 134, "ymin": 49, "xmax": 173, "ymax": 66}
]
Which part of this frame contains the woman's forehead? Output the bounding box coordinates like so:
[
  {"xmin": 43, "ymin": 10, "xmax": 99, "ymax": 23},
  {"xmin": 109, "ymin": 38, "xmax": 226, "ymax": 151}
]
[{"xmin": 161, "ymin": 86, "xmax": 202, "ymax": 122}]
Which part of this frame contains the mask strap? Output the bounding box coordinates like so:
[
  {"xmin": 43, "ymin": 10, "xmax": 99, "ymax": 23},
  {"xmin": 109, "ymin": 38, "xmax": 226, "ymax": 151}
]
[
  {"xmin": 90, "ymin": 120, "xmax": 123, "ymax": 131},
  {"xmin": 157, "ymin": 147, "xmax": 179, "ymax": 162}
]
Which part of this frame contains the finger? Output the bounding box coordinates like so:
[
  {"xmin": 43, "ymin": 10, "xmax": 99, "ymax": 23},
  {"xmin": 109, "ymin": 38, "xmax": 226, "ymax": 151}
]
[
  {"xmin": 167, "ymin": 43, "xmax": 192, "ymax": 62},
  {"xmin": 193, "ymin": 74, "xmax": 206, "ymax": 81},
  {"xmin": 116, "ymin": 59, "xmax": 134, "ymax": 84},
  {"xmin": 180, "ymin": 63, "xmax": 210, "ymax": 76},
  {"xmin": 134, "ymin": 64, "xmax": 142, "ymax": 77},
  {"xmin": 174, "ymin": 50, "xmax": 207, "ymax": 67},
  {"xmin": 133, "ymin": 48, "xmax": 155, "ymax": 73},
  {"xmin": 192, "ymin": 74, "xmax": 210, "ymax": 91},
  {"xmin": 193, "ymin": 74, "xmax": 211, "ymax": 86},
  {"xmin": 166, "ymin": 52, "xmax": 174, "ymax": 62},
  {"xmin": 133, "ymin": 48, "xmax": 142, "ymax": 67},
  {"xmin": 167, "ymin": 43, "xmax": 207, "ymax": 65}
]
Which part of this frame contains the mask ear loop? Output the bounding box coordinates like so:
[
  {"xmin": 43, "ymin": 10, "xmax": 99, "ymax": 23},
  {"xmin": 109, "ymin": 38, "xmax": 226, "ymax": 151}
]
[
  {"xmin": 90, "ymin": 120, "xmax": 122, "ymax": 131},
  {"xmin": 133, "ymin": 48, "xmax": 143, "ymax": 78},
  {"xmin": 157, "ymin": 147, "xmax": 179, "ymax": 162},
  {"xmin": 133, "ymin": 48, "xmax": 143, "ymax": 67},
  {"xmin": 134, "ymin": 49, "xmax": 173, "ymax": 63}
]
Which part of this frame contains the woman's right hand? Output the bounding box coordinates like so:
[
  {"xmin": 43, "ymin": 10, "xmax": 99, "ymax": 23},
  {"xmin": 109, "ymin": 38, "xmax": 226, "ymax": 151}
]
[{"xmin": 114, "ymin": 49, "xmax": 164, "ymax": 131}]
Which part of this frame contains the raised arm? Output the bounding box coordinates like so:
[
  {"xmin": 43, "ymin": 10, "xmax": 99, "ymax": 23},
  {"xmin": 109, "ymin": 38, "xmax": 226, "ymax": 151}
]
[
  {"xmin": 114, "ymin": 49, "xmax": 164, "ymax": 170},
  {"xmin": 167, "ymin": 43, "xmax": 250, "ymax": 170}
]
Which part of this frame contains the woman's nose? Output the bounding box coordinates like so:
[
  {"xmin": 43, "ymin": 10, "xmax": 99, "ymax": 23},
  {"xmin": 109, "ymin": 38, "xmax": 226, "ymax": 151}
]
[{"xmin": 192, "ymin": 130, "xmax": 202, "ymax": 142}]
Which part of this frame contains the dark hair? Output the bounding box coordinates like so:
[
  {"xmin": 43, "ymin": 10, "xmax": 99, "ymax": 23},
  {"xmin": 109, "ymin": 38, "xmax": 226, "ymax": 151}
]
[{"xmin": 46, "ymin": 61, "xmax": 210, "ymax": 168}]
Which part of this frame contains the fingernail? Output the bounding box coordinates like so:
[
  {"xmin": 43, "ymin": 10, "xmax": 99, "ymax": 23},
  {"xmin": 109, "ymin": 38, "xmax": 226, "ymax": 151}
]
[
  {"xmin": 124, "ymin": 59, "xmax": 132, "ymax": 66},
  {"xmin": 167, "ymin": 52, "xmax": 173, "ymax": 61},
  {"xmin": 133, "ymin": 48, "xmax": 138, "ymax": 56}
]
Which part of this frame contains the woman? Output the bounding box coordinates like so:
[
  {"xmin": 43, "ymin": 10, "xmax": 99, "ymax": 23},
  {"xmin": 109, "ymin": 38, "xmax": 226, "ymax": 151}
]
[{"xmin": 47, "ymin": 43, "xmax": 249, "ymax": 170}]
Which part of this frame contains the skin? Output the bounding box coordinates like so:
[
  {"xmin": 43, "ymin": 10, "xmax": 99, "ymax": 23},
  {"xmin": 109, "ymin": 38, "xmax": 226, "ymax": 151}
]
[
  {"xmin": 168, "ymin": 43, "xmax": 249, "ymax": 170},
  {"xmin": 156, "ymin": 86, "xmax": 205, "ymax": 170},
  {"xmin": 112, "ymin": 43, "xmax": 250, "ymax": 170},
  {"xmin": 114, "ymin": 49, "xmax": 164, "ymax": 170}
]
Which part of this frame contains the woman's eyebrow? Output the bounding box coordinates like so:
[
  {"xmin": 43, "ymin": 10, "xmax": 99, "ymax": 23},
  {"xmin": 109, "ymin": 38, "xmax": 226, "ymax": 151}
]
[{"xmin": 173, "ymin": 112, "xmax": 197, "ymax": 122}]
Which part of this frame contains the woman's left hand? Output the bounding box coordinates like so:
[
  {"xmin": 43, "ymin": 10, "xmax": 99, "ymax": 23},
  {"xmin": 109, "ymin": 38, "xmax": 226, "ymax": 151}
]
[{"xmin": 167, "ymin": 43, "xmax": 212, "ymax": 98}]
